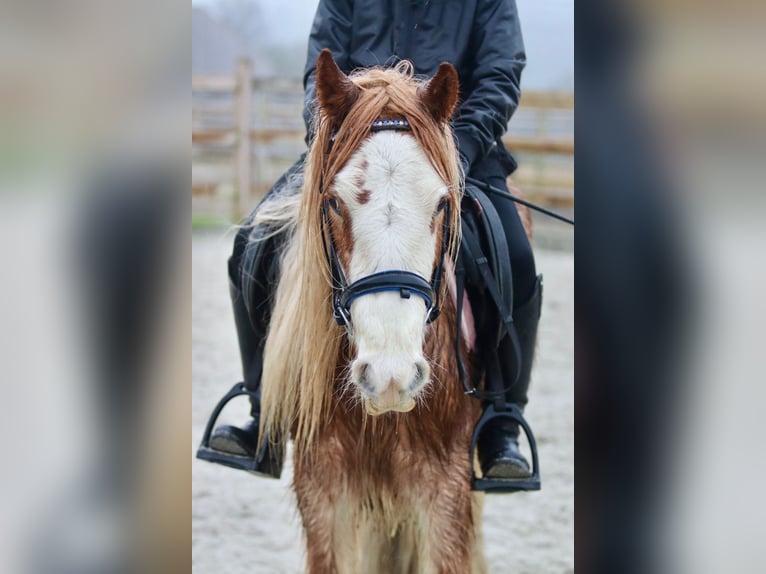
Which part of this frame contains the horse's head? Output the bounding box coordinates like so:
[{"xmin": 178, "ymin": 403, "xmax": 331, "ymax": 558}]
[{"xmin": 315, "ymin": 50, "xmax": 460, "ymax": 416}]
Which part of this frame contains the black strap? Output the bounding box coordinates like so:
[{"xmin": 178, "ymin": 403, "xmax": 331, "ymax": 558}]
[
  {"xmin": 466, "ymin": 176, "xmax": 575, "ymax": 226},
  {"xmin": 454, "ymin": 254, "xmax": 471, "ymax": 394},
  {"xmin": 456, "ymin": 200, "xmax": 524, "ymax": 401},
  {"xmin": 322, "ymin": 197, "xmax": 451, "ymax": 329},
  {"xmin": 485, "ymin": 350, "xmax": 507, "ymax": 412},
  {"xmin": 464, "ymin": 184, "xmax": 514, "ymax": 336},
  {"xmin": 340, "ymin": 270, "xmax": 434, "ymax": 313},
  {"xmin": 320, "ymin": 201, "xmax": 348, "ymax": 289},
  {"xmin": 461, "ymin": 219, "xmax": 520, "ymax": 357}
]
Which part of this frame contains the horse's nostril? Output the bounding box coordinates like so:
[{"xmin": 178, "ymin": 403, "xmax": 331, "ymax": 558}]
[
  {"xmin": 410, "ymin": 360, "xmax": 429, "ymax": 392},
  {"xmin": 356, "ymin": 361, "xmax": 373, "ymax": 392}
]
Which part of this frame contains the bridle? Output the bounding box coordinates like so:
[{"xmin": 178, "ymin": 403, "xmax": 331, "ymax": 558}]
[{"xmin": 319, "ymin": 118, "xmax": 452, "ymax": 336}]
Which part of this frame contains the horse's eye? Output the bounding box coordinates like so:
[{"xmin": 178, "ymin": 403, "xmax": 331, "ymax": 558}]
[
  {"xmin": 435, "ymin": 198, "xmax": 448, "ymax": 214},
  {"xmin": 327, "ymin": 197, "xmax": 341, "ymax": 215}
]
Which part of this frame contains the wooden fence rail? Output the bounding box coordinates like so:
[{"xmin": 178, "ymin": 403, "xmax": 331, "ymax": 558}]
[{"xmin": 193, "ymin": 59, "xmax": 573, "ymax": 220}]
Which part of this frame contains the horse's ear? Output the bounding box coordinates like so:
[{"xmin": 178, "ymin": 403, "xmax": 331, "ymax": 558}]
[
  {"xmin": 419, "ymin": 62, "xmax": 459, "ymax": 124},
  {"xmin": 315, "ymin": 48, "xmax": 360, "ymax": 125}
]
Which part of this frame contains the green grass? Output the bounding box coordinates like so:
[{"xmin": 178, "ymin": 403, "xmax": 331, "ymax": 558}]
[{"xmin": 192, "ymin": 214, "xmax": 231, "ymax": 229}]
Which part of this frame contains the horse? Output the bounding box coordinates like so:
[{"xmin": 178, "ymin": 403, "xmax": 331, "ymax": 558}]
[{"xmin": 255, "ymin": 49, "xmax": 490, "ymax": 573}]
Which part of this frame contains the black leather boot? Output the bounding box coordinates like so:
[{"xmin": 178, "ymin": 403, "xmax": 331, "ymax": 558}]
[
  {"xmin": 198, "ymin": 160, "xmax": 303, "ymax": 478},
  {"xmin": 209, "ymin": 417, "xmax": 260, "ymax": 457},
  {"xmin": 203, "ymin": 405, "xmax": 284, "ymax": 479},
  {"xmin": 479, "ymin": 416, "xmax": 531, "ymax": 479},
  {"xmin": 478, "ymin": 275, "xmax": 543, "ymax": 480},
  {"xmin": 196, "ymin": 226, "xmax": 285, "ymax": 478}
]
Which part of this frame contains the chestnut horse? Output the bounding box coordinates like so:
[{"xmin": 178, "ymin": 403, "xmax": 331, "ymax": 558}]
[{"xmin": 256, "ymin": 50, "xmax": 488, "ymax": 573}]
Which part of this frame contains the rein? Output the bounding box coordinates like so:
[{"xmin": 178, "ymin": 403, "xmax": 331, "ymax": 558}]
[
  {"xmin": 319, "ymin": 118, "xmax": 450, "ymax": 335},
  {"xmin": 465, "ymin": 176, "xmax": 575, "ymax": 226}
]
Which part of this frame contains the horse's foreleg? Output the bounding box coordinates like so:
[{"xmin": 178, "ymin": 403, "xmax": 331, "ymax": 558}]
[
  {"xmin": 421, "ymin": 476, "xmax": 478, "ymax": 574},
  {"xmin": 294, "ymin": 476, "xmax": 339, "ymax": 574}
]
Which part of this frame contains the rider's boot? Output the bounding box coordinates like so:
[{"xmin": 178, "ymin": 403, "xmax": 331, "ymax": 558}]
[
  {"xmin": 206, "ymin": 398, "xmax": 283, "ymax": 478},
  {"xmin": 197, "ymin": 250, "xmax": 283, "ymax": 478},
  {"xmin": 478, "ymin": 275, "xmax": 543, "ymax": 480},
  {"xmin": 197, "ymin": 158, "xmax": 303, "ymax": 478}
]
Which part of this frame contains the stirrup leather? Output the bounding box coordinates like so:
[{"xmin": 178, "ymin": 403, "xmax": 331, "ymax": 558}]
[
  {"xmin": 470, "ymin": 403, "xmax": 541, "ymax": 493},
  {"xmin": 196, "ymin": 382, "xmax": 284, "ymax": 478}
]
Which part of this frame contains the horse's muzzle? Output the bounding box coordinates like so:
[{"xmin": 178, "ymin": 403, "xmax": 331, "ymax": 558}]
[{"xmin": 352, "ymin": 356, "xmax": 429, "ymax": 415}]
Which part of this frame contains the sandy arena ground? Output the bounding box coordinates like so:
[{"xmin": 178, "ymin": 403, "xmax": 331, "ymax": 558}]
[{"xmin": 192, "ymin": 231, "xmax": 573, "ymax": 573}]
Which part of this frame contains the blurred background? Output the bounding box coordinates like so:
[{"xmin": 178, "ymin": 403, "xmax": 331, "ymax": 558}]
[
  {"xmin": 575, "ymin": 1, "xmax": 766, "ymax": 573},
  {"xmin": 0, "ymin": 1, "xmax": 189, "ymax": 573}
]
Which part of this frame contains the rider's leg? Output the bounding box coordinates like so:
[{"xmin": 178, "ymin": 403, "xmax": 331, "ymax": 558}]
[
  {"xmin": 204, "ymin": 255, "xmax": 267, "ymax": 459},
  {"xmin": 204, "ymin": 157, "xmax": 304, "ymax": 474},
  {"xmin": 485, "ymin": 170, "xmax": 538, "ymax": 307},
  {"xmin": 478, "ymin": 275, "xmax": 542, "ymax": 479},
  {"xmin": 474, "ymin": 160, "xmax": 543, "ymax": 480}
]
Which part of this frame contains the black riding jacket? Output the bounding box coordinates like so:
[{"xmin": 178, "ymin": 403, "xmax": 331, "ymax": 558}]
[{"xmin": 302, "ymin": 0, "xmax": 526, "ymax": 175}]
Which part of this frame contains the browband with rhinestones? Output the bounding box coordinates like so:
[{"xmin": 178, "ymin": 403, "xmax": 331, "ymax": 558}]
[
  {"xmin": 370, "ymin": 118, "xmax": 411, "ymax": 131},
  {"xmin": 331, "ymin": 118, "xmax": 411, "ymax": 142}
]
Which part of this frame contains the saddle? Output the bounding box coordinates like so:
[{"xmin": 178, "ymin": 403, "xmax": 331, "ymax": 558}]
[{"xmin": 457, "ymin": 183, "xmax": 541, "ymax": 492}]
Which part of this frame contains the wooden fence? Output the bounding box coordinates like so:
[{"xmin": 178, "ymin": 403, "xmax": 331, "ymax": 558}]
[{"xmin": 193, "ymin": 59, "xmax": 573, "ymax": 221}]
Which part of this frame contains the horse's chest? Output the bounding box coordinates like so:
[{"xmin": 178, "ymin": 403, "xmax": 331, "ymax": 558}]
[{"xmin": 320, "ymin": 420, "xmax": 464, "ymax": 495}]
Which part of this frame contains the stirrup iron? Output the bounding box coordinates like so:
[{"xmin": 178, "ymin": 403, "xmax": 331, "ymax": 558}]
[
  {"xmin": 196, "ymin": 382, "xmax": 284, "ymax": 478},
  {"xmin": 470, "ymin": 403, "xmax": 541, "ymax": 493}
]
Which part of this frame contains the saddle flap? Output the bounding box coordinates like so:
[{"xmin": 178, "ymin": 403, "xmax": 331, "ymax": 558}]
[{"xmin": 459, "ymin": 185, "xmax": 514, "ymax": 347}]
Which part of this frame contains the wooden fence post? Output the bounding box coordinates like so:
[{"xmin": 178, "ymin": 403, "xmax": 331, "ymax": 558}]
[{"xmin": 235, "ymin": 59, "xmax": 253, "ymax": 219}]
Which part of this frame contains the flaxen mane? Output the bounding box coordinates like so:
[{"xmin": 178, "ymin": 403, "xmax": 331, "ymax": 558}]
[{"xmin": 258, "ymin": 61, "xmax": 462, "ymax": 454}]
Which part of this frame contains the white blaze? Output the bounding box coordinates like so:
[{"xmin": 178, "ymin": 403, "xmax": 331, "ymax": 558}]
[{"xmin": 333, "ymin": 131, "xmax": 449, "ymax": 413}]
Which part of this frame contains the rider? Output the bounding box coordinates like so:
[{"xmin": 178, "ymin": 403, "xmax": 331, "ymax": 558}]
[{"xmin": 202, "ymin": 0, "xmax": 543, "ymax": 485}]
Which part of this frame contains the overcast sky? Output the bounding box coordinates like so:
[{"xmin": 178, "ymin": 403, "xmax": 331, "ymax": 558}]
[{"xmin": 192, "ymin": 0, "xmax": 573, "ymax": 89}]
